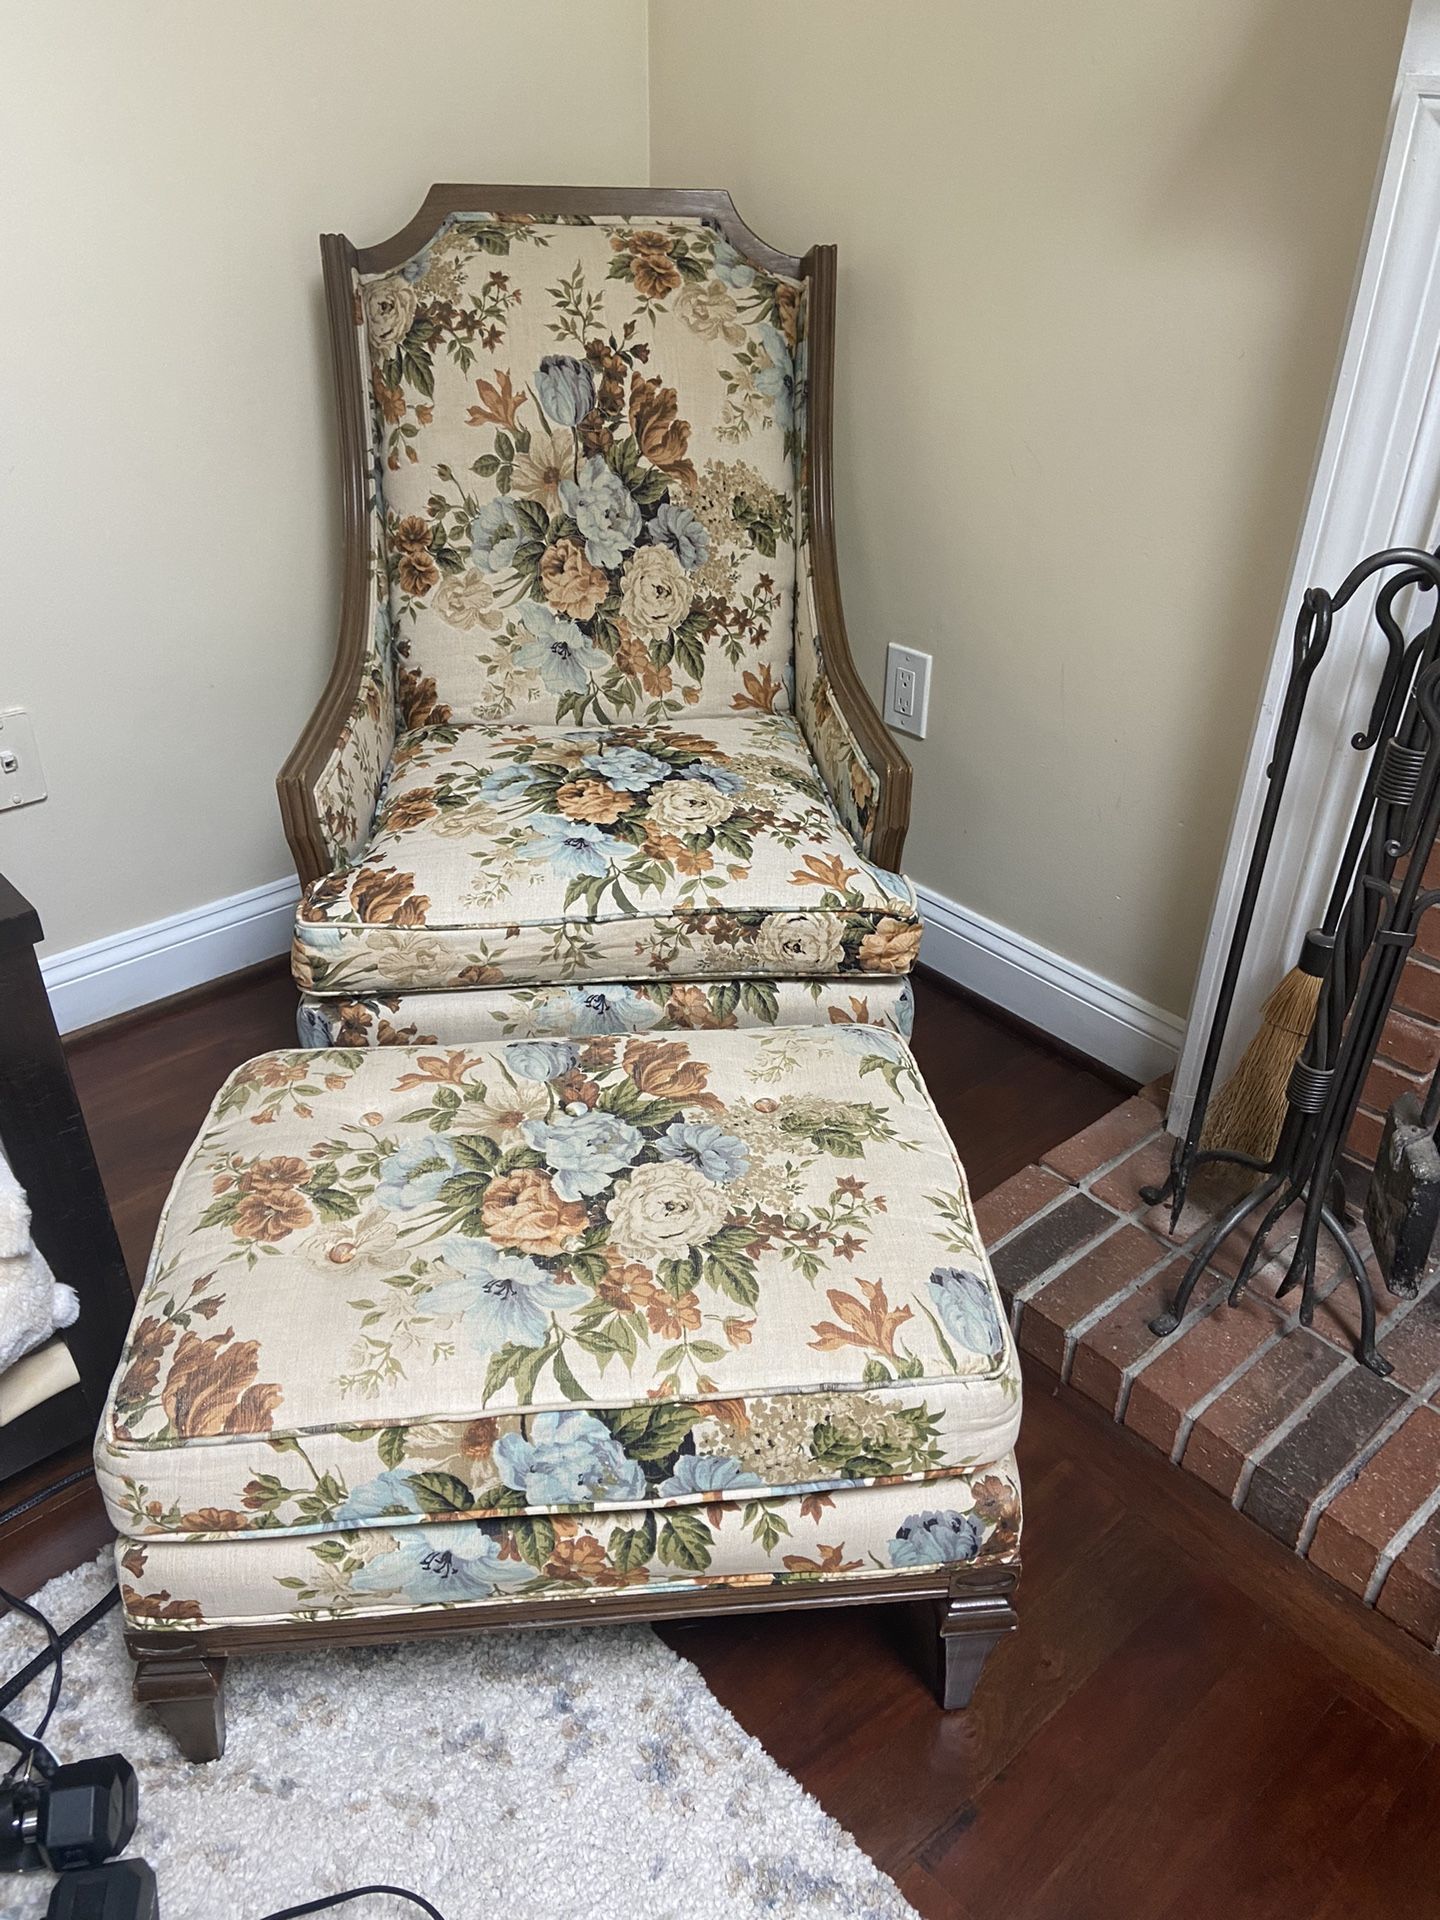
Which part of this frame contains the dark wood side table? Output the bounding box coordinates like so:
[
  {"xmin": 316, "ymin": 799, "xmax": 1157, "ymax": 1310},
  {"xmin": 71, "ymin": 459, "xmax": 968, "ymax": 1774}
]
[{"xmin": 0, "ymin": 872, "xmax": 132, "ymax": 1480}]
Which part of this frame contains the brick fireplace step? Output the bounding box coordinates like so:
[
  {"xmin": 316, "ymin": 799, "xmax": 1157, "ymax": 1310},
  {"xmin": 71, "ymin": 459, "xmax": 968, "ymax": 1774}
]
[{"xmin": 982, "ymin": 1084, "xmax": 1440, "ymax": 1648}]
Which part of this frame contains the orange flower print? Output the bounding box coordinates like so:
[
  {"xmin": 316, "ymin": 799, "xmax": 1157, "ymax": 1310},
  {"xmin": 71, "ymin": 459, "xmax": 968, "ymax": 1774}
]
[
  {"xmin": 467, "ymin": 367, "xmax": 527, "ymax": 431},
  {"xmin": 396, "ymin": 547, "xmax": 439, "ymax": 596},
  {"xmin": 121, "ymin": 1587, "xmax": 204, "ymax": 1626},
  {"xmin": 808, "ymin": 1278, "xmax": 913, "ymax": 1358},
  {"xmin": 623, "ymin": 1038, "xmax": 714, "ymax": 1103},
  {"xmin": 556, "ymin": 777, "xmax": 632, "ymax": 825},
  {"xmin": 480, "ymin": 1168, "xmax": 589, "ymax": 1257},
  {"xmin": 348, "ymin": 867, "xmax": 430, "ymax": 926},
  {"xmin": 628, "ymin": 373, "xmax": 695, "ymax": 486},
  {"xmin": 111, "ymin": 1315, "xmax": 176, "ymax": 1421},
  {"xmin": 793, "ymin": 852, "xmax": 859, "ymax": 892},
  {"xmin": 782, "ymin": 1543, "xmax": 863, "ymax": 1576},
  {"xmin": 234, "ymin": 1183, "xmax": 313, "ymax": 1242},
  {"xmin": 618, "ymin": 229, "xmax": 682, "ymax": 300},
  {"xmin": 616, "ymin": 627, "xmax": 673, "ymax": 696},
  {"xmin": 544, "ymin": 1535, "xmax": 611, "ymax": 1583},
  {"xmin": 160, "ymin": 1328, "xmax": 283, "ymax": 1437},
  {"xmin": 393, "ymin": 515, "xmax": 432, "ymax": 552},
  {"xmin": 640, "ymin": 1286, "xmax": 702, "ymax": 1340},
  {"xmin": 664, "ymin": 985, "xmax": 736, "ymax": 1030},
  {"xmin": 540, "ymin": 538, "xmax": 609, "ymax": 620},
  {"xmin": 731, "ymin": 663, "xmax": 784, "ymax": 713},
  {"xmin": 380, "ymin": 787, "xmax": 439, "ymax": 834},
  {"xmin": 859, "ymin": 916, "xmax": 922, "ymax": 973},
  {"xmin": 827, "ymin": 998, "xmax": 875, "ymax": 1027}
]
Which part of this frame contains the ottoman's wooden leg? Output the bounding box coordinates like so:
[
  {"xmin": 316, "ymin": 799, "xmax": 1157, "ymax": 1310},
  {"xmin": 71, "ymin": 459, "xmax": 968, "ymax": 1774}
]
[
  {"xmin": 935, "ymin": 1566, "xmax": 1019, "ymax": 1710},
  {"xmin": 133, "ymin": 1651, "xmax": 228, "ymax": 1761}
]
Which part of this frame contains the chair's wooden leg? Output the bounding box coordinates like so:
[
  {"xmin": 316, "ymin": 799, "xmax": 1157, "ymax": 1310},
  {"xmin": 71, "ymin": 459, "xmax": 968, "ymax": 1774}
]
[
  {"xmin": 133, "ymin": 1651, "xmax": 228, "ymax": 1761},
  {"xmin": 935, "ymin": 1565, "xmax": 1019, "ymax": 1710}
]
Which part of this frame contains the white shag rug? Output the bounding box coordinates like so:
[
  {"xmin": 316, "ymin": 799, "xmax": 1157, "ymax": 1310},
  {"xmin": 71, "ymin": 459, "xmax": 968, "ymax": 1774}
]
[{"xmin": 2, "ymin": 1555, "xmax": 918, "ymax": 1920}]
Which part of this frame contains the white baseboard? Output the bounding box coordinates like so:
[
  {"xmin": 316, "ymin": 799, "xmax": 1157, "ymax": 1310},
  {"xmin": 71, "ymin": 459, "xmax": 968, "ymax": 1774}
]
[
  {"xmin": 41, "ymin": 877, "xmax": 299, "ymax": 1035},
  {"xmin": 914, "ymin": 882, "xmax": 1184, "ymax": 1084}
]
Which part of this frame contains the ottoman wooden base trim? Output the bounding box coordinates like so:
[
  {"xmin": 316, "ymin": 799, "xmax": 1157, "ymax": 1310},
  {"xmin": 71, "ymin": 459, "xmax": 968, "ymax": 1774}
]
[{"xmin": 126, "ymin": 1561, "xmax": 1020, "ymax": 1762}]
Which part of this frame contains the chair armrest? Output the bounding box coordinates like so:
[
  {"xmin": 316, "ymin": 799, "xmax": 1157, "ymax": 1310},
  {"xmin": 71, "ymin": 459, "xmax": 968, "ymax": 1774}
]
[
  {"xmin": 278, "ymin": 646, "xmax": 394, "ymax": 888},
  {"xmin": 278, "ymin": 234, "xmax": 396, "ymax": 889},
  {"xmin": 795, "ymin": 246, "xmax": 911, "ymax": 870}
]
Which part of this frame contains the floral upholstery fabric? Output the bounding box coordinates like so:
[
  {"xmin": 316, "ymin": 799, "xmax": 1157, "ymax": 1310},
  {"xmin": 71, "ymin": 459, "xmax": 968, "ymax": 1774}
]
[
  {"xmin": 297, "ymin": 977, "xmax": 914, "ymax": 1049},
  {"xmin": 293, "ymin": 715, "xmax": 919, "ymax": 998},
  {"xmin": 116, "ymin": 1466, "xmax": 1019, "ymax": 1630},
  {"xmin": 361, "ymin": 214, "xmax": 799, "ymax": 731},
  {"xmin": 100, "ymin": 1028, "xmax": 1021, "ymax": 1627}
]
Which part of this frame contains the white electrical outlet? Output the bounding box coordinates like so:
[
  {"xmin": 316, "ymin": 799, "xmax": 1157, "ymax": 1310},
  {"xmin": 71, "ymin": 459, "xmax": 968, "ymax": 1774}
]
[
  {"xmin": 0, "ymin": 709, "xmax": 47, "ymax": 809},
  {"xmin": 883, "ymin": 645, "xmax": 931, "ymax": 739}
]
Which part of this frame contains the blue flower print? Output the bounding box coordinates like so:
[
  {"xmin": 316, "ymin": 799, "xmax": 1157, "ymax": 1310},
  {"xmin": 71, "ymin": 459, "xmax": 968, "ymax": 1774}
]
[
  {"xmin": 333, "ymin": 1467, "xmax": 425, "ymax": 1528},
  {"xmin": 522, "ymin": 1108, "xmax": 643, "ymax": 1201},
  {"xmin": 675, "ymin": 759, "xmax": 744, "ymax": 796},
  {"xmin": 711, "ymin": 238, "xmax": 756, "ymax": 290},
  {"xmin": 657, "ymin": 1453, "xmax": 762, "ymax": 1499},
  {"xmin": 650, "ymin": 503, "xmax": 711, "ymax": 573},
  {"xmin": 376, "ymin": 1136, "xmax": 463, "ymax": 1213},
  {"xmin": 580, "ymin": 745, "xmax": 672, "ymax": 791},
  {"xmin": 534, "ymin": 354, "xmax": 596, "ymax": 427},
  {"xmin": 559, "ymin": 455, "xmax": 642, "ymax": 569},
  {"xmin": 296, "ymin": 1001, "xmax": 332, "ymax": 1047},
  {"xmin": 469, "ymin": 496, "xmax": 527, "ymax": 571},
  {"xmin": 350, "ymin": 1524, "xmax": 533, "ymax": 1604},
  {"xmin": 514, "ymin": 602, "xmax": 608, "ymax": 695},
  {"xmin": 494, "ymin": 1411, "xmax": 646, "ymax": 1507},
  {"xmin": 425, "ymin": 1245, "xmax": 589, "ymax": 1350},
  {"xmin": 889, "ymin": 1510, "xmax": 984, "ymax": 1568},
  {"xmin": 503, "ymin": 1040, "xmax": 578, "ymax": 1083},
  {"xmin": 656, "ymin": 1120, "xmax": 750, "ymax": 1185},
  {"xmin": 528, "ymin": 814, "xmax": 629, "ymax": 881},
  {"xmin": 753, "ymin": 323, "xmax": 795, "ymax": 431},
  {"xmin": 927, "ymin": 1267, "xmax": 1005, "ymax": 1359},
  {"xmin": 534, "ymin": 987, "xmax": 664, "ymax": 1037},
  {"xmin": 478, "ymin": 762, "xmax": 536, "ymax": 803}
]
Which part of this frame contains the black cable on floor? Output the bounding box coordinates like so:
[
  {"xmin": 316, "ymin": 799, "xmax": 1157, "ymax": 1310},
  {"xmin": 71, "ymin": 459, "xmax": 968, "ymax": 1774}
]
[
  {"xmin": 0, "ymin": 1583, "xmax": 118, "ymax": 1718},
  {"xmin": 261, "ymin": 1888, "xmax": 446, "ymax": 1919}
]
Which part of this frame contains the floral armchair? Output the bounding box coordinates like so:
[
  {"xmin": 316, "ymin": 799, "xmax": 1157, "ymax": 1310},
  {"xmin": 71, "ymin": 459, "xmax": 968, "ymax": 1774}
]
[{"xmin": 280, "ymin": 186, "xmax": 916, "ymax": 1047}]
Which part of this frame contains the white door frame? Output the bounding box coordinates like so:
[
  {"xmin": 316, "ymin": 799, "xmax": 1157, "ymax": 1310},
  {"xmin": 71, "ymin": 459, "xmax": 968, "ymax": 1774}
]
[{"xmin": 1171, "ymin": 5, "xmax": 1440, "ymax": 1134}]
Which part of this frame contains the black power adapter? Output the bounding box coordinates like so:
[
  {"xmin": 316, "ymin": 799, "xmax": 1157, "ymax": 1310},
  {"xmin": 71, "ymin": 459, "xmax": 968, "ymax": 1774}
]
[{"xmin": 45, "ymin": 1857, "xmax": 159, "ymax": 1919}]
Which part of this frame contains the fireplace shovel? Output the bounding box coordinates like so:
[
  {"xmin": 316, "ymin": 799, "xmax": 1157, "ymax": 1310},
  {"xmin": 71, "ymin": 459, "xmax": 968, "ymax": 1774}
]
[{"xmin": 1365, "ymin": 1059, "xmax": 1440, "ymax": 1297}]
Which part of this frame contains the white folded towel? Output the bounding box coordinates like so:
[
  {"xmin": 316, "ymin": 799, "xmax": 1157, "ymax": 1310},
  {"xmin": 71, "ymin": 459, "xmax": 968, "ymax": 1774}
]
[{"xmin": 0, "ymin": 1148, "xmax": 80, "ymax": 1376}]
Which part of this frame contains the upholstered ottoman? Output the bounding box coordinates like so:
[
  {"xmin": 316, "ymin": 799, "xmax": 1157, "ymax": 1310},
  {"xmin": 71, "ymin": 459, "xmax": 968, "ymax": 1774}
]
[{"xmin": 97, "ymin": 1026, "xmax": 1022, "ymax": 1759}]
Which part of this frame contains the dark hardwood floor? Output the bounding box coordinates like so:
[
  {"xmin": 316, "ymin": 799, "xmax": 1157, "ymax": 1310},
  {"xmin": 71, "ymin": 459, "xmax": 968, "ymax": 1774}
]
[{"xmin": 12, "ymin": 961, "xmax": 1440, "ymax": 1918}]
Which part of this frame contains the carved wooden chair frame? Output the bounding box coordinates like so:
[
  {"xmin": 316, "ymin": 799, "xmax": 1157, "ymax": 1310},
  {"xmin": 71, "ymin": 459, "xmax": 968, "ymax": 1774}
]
[{"xmin": 278, "ymin": 184, "xmax": 912, "ymax": 887}]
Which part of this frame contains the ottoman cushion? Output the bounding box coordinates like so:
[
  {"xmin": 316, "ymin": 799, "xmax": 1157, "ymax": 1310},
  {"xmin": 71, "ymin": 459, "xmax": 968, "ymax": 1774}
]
[{"xmin": 100, "ymin": 1026, "xmax": 1021, "ymax": 1626}]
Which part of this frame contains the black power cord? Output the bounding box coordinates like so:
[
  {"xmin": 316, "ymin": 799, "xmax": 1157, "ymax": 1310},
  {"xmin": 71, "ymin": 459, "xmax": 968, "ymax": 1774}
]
[{"xmin": 263, "ymin": 1889, "xmax": 447, "ymax": 1919}]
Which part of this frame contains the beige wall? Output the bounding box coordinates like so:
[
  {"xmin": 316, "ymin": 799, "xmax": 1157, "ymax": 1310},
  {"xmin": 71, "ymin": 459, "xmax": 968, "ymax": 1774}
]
[
  {"xmin": 650, "ymin": 0, "xmax": 1409, "ymax": 1015},
  {"xmin": 0, "ymin": 0, "xmax": 649, "ymax": 956}
]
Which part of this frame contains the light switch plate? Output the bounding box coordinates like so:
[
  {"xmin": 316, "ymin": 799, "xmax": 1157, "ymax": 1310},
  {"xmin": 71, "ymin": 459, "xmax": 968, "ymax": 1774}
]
[
  {"xmin": 0, "ymin": 708, "xmax": 47, "ymax": 809},
  {"xmin": 883, "ymin": 644, "xmax": 931, "ymax": 739}
]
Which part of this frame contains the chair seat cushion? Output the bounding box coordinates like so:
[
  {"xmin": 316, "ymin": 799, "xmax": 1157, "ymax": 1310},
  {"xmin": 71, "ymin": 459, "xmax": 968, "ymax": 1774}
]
[
  {"xmin": 98, "ymin": 1028, "xmax": 1020, "ymax": 1555},
  {"xmin": 291, "ymin": 715, "xmax": 920, "ymax": 997},
  {"xmin": 296, "ymin": 977, "xmax": 914, "ymax": 1048}
]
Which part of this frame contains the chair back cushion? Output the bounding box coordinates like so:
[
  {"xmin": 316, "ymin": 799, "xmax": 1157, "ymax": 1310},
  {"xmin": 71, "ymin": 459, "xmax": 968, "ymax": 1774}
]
[{"xmin": 360, "ymin": 213, "xmax": 801, "ymax": 731}]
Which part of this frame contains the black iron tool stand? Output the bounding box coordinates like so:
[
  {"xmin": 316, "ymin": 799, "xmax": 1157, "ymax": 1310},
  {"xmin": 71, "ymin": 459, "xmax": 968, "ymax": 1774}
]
[{"xmin": 1144, "ymin": 548, "xmax": 1440, "ymax": 1372}]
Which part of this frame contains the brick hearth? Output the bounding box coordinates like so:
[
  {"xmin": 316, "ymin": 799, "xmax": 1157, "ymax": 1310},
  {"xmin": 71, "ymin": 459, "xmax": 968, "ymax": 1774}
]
[{"xmin": 982, "ymin": 1083, "xmax": 1440, "ymax": 1650}]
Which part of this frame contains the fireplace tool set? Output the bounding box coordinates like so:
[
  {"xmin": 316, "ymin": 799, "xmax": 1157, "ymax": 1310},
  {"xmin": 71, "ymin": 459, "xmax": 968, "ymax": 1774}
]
[{"xmin": 1143, "ymin": 546, "xmax": 1440, "ymax": 1373}]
